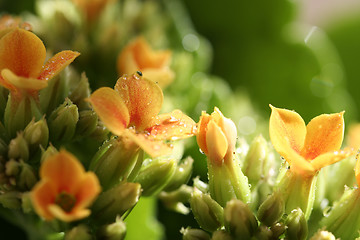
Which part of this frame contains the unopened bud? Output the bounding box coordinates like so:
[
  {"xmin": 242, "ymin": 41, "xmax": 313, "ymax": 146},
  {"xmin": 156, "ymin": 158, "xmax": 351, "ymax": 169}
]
[
  {"xmin": 224, "ymin": 199, "xmax": 258, "ymax": 240},
  {"xmin": 190, "ymin": 188, "xmax": 224, "ymax": 232},
  {"xmin": 97, "ymin": 217, "xmax": 126, "ymax": 240},
  {"xmin": 134, "ymin": 158, "xmax": 177, "ymax": 196},
  {"xmin": 40, "ymin": 145, "xmax": 59, "ymax": 163},
  {"xmin": 90, "ymin": 121, "xmax": 110, "ymax": 141},
  {"xmin": 211, "ymin": 230, "xmax": 233, "ymax": 240},
  {"xmin": 164, "ymin": 156, "xmax": 193, "ymax": 192},
  {"xmin": 92, "ymin": 182, "xmax": 141, "ymax": 223},
  {"xmin": 0, "ymin": 191, "xmax": 22, "ymax": 209},
  {"xmin": 180, "ymin": 227, "xmax": 210, "ymax": 240},
  {"xmin": 309, "ymin": 230, "xmax": 336, "ymax": 240},
  {"xmin": 21, "ymin": 192, "xmax": 33, "ymax": 213},
  {"xmin": 159, "ymin": 185, "xmax": 192, "ymax": 215},
  {"xmin": 5, "ymin": 159, "xmax": 20, "ymax": 176},
  {"xmin": 69, "ymin": 73, "xmax": 91, "ymax": 110},
  {"xmin": 193, "ymin": 177, "xmax": 209, "ymax": 193},
  {"xmin": 90, "ymin": 137, "xmax": 140, "ymax": 190},
  {"xmin": 270, "ymin": 222, "xmax": 286, "ymax": 239},
  {"xmin": 257, "ymin": 191, "xmax": 285, "ymax": 226},
  {"xmin": 76, "ymin": 110, "xmax": 98, "ymax": 137},
  {"xmin": 8, "ymin": 133, "xmax": 29, "ymax": 161},
  {"xmin": 253, "ymin": 225, "xmax": 272, "ymax": 240},
  {"xmin": 285, "ymin": 208, "xmax": 308, "ymax": 240},
  {"xmin": 65, "ymin": 225, "xmax": 92, "ymax": 240},
  {"xmin": 23, "ymin": 117, "xmax": 49, "ymax": 150},
  {"xmin": 17, "ymin": 161, "xmax": 37, "ymax": 190},
  {"xmin": 48, "ymin": 98, "xmax": 79, "ymax": 142}
]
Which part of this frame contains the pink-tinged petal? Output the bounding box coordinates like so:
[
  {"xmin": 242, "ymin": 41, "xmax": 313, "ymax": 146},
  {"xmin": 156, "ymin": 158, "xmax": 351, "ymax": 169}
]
[
  {"xmin": 38, "ymin": 50, "xmax": 80, "ymax": 81},
  {"xmin": 311, "ymin": 148, "xmax": 355, "ymax": 172},
  {"xmin": 40, "ymin": 150, "xmax": 85, "ymax": 194},
  {"xmin": 123, "ymin": 129, "xmax": 172, "ymax": 158},
  {"xmin": 31, "ymin": 180, "xmax": 57, "ymax": 220},
  {"xmin": 196, "ymin": 111, "xmax": 211, "ymax": 155},
  {"xmin": 302, "ymin": 112, "xmax": 345, "ymax": 160},
  {"xmin": 269, "ymin": 105, "xmax": 306, "ymax": 158},
  {"xmin": 206, "ymin": 120, "xmax": 228, "ymax": 165},
  {"xmin": 1, "ymin": 69, "xmax": 47, "ymax": 90},
  {"xmin": 146, "ymin": 110, "xmax": 196, "ymax": 141},
  {"xmin": 114, "ymin": 73, "xmax": 163, "ymax": 130},
  {"xmin": 48, "ymin": 204, "xmax": 91, "ymax": 222},
  {"xmin": 0, "ymin": 28, "xmax": 46, "ymax": 78},
  {"xmin": 73, "ymin": 172, "xmax": 101, "ymax": 211},
  {"xmin": 87, "ymin": 87, "xmax": 130, "ymax": 136}
]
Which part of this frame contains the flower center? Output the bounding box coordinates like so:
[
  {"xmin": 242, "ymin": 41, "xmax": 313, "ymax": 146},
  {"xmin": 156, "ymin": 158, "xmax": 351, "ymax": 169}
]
[{"xmin": 55, "ymin": 191, "xmax": 76, "ymax": 212}]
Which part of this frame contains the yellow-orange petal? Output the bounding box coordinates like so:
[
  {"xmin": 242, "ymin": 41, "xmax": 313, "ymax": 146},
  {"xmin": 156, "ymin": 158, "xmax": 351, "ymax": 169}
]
[
  {"xmin": 269, "ymin": 105, "xmax": 306, "ymax": 157},
  {"xmin": 31, "ymin": 180, "xmax": 58, "ymax": 220},
  {"xmin": 123, "ymin": 129, "xmax": 172, "ymax": 158},
  {"xmin": 114, "ymin": 73, "xmax": 163, "ymax": 131},
  {"xmin": 38, "ymin": 50, "xmax": 80, "ymax": 81},
  {"xmin": 1, "ymin": 69, "xmax": 48, "ymax": 90},
  {"xmin": 216, "ymin": 108, "xmax": 237, "ymax": 154},
  {"xmin": 73, "ymin": 172, "xmax": 101, "ymax": 211},
  {"xmin": 196, "ymin": 111, "xmax": 211, "ymax": 155},
  {"xmin": 0, "ymin": 28, "xmax": 46, "ymax": 78},
  {"xmin": 301, "ymin": 112, "xmax": 345, "ymax": 160},
  {"xmin": 146, "ymin": 110, "xmax": 196, "ymax": 141},
  {"xmin": 48, "ymin": 204, "xmax": 91, "ymax": 222},
  {"xmin": 87, "ymin": 87, "xmax": 130, "ymax": 136},
  {"xmin": 117, "ymin": 43, "xmax": 138, "ymax": 75},
  {"xmin": 311, "ymin": 148, "xmax": 355, "ymax": 172},
  {"xmin": 40, "ymin": 150, "xmax": 85, "ymax": 194},
  {"xmin": 141, "ymin": 67, "xmax": 175, "ymax": 88},
  {"xmin": 356, "ymin": 153, "xmax": 360, "ymax": 186},
  {"xmin": 206, "ymin": 120, "xmax": 228, "ymax": 165}
]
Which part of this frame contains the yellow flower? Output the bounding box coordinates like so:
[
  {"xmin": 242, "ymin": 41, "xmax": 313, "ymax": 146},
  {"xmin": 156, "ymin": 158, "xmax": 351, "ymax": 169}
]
[
  {"xmin": 0, "ymin": 28, "xmax": 79, "ymax": 99},
  {"xmin": 117, "ymin": 37, "xmax": 174, "ymax": 88},
  {"xmin": 197, "ymin": 107, "xmax": 237, "ymax": 165},
  {"xmin": 31, "ymin": 150, "xmax": 101, "ymax": 222},
  {"xmin": 87, "ymin": 72, "xmax": 195, "ymax": 157},
  {"xmin": 269, "ymin": 105, "xmax": 353, "ymax": 176}
]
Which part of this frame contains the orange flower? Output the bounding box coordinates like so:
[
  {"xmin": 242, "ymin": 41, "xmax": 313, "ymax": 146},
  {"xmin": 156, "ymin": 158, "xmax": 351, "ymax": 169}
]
[
  {"xmin": 72, "ymin": 0, "xmax": 114, "ymax": 22},
  {"xmin": 0, "ymin": 15, "xmax": 31, "ymax": 38},
  {"xmin": 0, "ymin": 28, "xmax": 79, "ymax": 98},
  {"xmin": 269, "ymin": 105, "xmax": 354, "ymax": 176},
  {"xmin": 197, "ymin": 107, "xmax": 237, "ymax": 165},
  {"xmin": 87, "ymin": 72, "xmax": 195, "ymax": 157},
  {"xmin": 31, "ymin": 150, "xmax": 101, "ymax": 222},
  {"xmin": 117, "ymin": 37, "xmax": 174, "ymax": 88}
]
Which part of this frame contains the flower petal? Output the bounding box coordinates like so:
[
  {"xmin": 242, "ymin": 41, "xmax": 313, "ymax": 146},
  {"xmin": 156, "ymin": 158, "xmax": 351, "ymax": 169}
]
[
  {"xmin": 196, "ymin": 111, "xmax": 211, "ymax": 155},
  {"xmin": 48, "ymin": 204, "xmax": 91, "ymax": 222},
  {"xmin": 141, "ymin": 67, "xmax": 174, "ymax": 88},
  {"xmin": 114, "ymin": 73, "xmax": 163, "ymax": 130},
  {"xmin": 146, "ymin": 110, "xmax": 196, "ymax": 141},
  {"xmin": 269, "ymin": 105, "xmax": 306, "ymax": 158},
  {"xmin": 31, "ymin": 180, "xmax": 57, "ymax": 220},
  {"xmin": 302, "ymin": 112, "xmax": 345, "ymax": 160},
  {"xmin": 1, "ymin": 69, "xmax": 47, "ymax": 90},
  {"xmin": 311, "ymin": 148, "xmax": 355, "ymax": 171},
  {"xmin": 87, "ymin": 87, "xmax": 130, "ymax": 136},
  {"xmin": 73, "ymin": 172, "xmax": 101, "ymax": 211},
  {"xmin": 38, "ymin": 50, "xmax": 80, "ymax": 81},
  {"xmin": 206, "ymin": 120, "xmax": 228, "ymax": 165},
  {"xmin": 0, "ymin": 28, "xmax": 46, "ymax": 78},
  {"xmin": 40, "ymin": 150, "xmax": 85, "ymax": 194},
  {"xmin": 356, "ymin": 154, "xmax": 360, "ymax": 187},
  {"xmin": 123, "ymin": 129, "xmax": 172, "ymax": 158}
]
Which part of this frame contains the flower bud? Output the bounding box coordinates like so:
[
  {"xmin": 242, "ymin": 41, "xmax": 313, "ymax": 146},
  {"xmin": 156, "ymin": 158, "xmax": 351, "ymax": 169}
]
[
  {"xmin": 211, "ymin": 230, "xmax": 233, "ymax": 240},
  {"xmin": 65, "ymin": 225, "xmax": 92, "ymax": 240},
  {"xmin": 89, "ymin": 137, "xmax": 140, "ymax": 190},
  {"xmin": 253, "ymin": 225, "xmax": 273, "ymax": 240},
  {"xmin": 257, "ymin": 191, "xmax": 285, "ymax": 226},
  {"xmin": 309, "ymin": 230, "xmax": 336, "ymax": 240},
  {"xmin": 97, "ymin": 217, "xmax": 127, "ymax": 240},
  {"xmin": 242, "ymin": 135, "xmax": 269, "ymax": 186},
  {"xmin": 23, "ymin": 117, "xmax": 49, "ymax": 151},
  {"xmin": 0, "ymin": 191, "xmax": 21, "ymax": 209},
  {"xmin": 159, "ymin": 185, "xmax": 192, "ymax": 215},
  {"xmin": 92, "ymin": 182, "xmax": 141, "ymax": 224},
  {"xmin": 75, "ymin": 110, "xmax": 98, "ymax": 137},
  {"xmin": 89, "ymin": 121, "xmax": 110, "ymax": 142},
  {"xmin": 180, "ymin": 227, "xmax": 210, "ymax": 240},
  {"xmin": 48, "ymin": 98, "xmax": 79, "ymax": 143},
  {"xmin": 190, "ymin": 188, "xmax": 224, "ymax": 232},
  {"xmin": 69, "ymin": 73, "xmax": 91, "ymax": 110},
  {"xmin": 134, "ymin": 158, "xmax": 177, "ymax": 196},
  {"xmin": 4, "ymin": 94, "xmax": 42, "ymax": 138},
  {"xmin": 285, "ymin": 208, "xmax": 308, "ymax": 240},
  {"xmin": 224, "ymin": 199, "xmax": 258, "ymax": 240},
  {"xmin": 320, "ymin": 188, "xmax": 360, "ymax": 239},
  {"xmin": 271, "ymin": 222, "xmax": 286, "ymax": 239},
  {"xmin": 5, "ymin": 159, "xmax": 20, "ymax": 176},
  {"xmin": 8, "ymin": 133, "xmax": 29, "ymax": 161},
  {"xmin": 193, "ymin": 177, "xmax": 209, "ymax": 193},
  {"xmin": 163, "ymin": 156, "xmax": 193, "ymax": 192},
  {"xmin": 40, "ymin": 144, "xmax": 58, "ymax": 163},
  {"xmin": 17, "ymin": 161, "xmax": 37, "ymax": 190}
]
